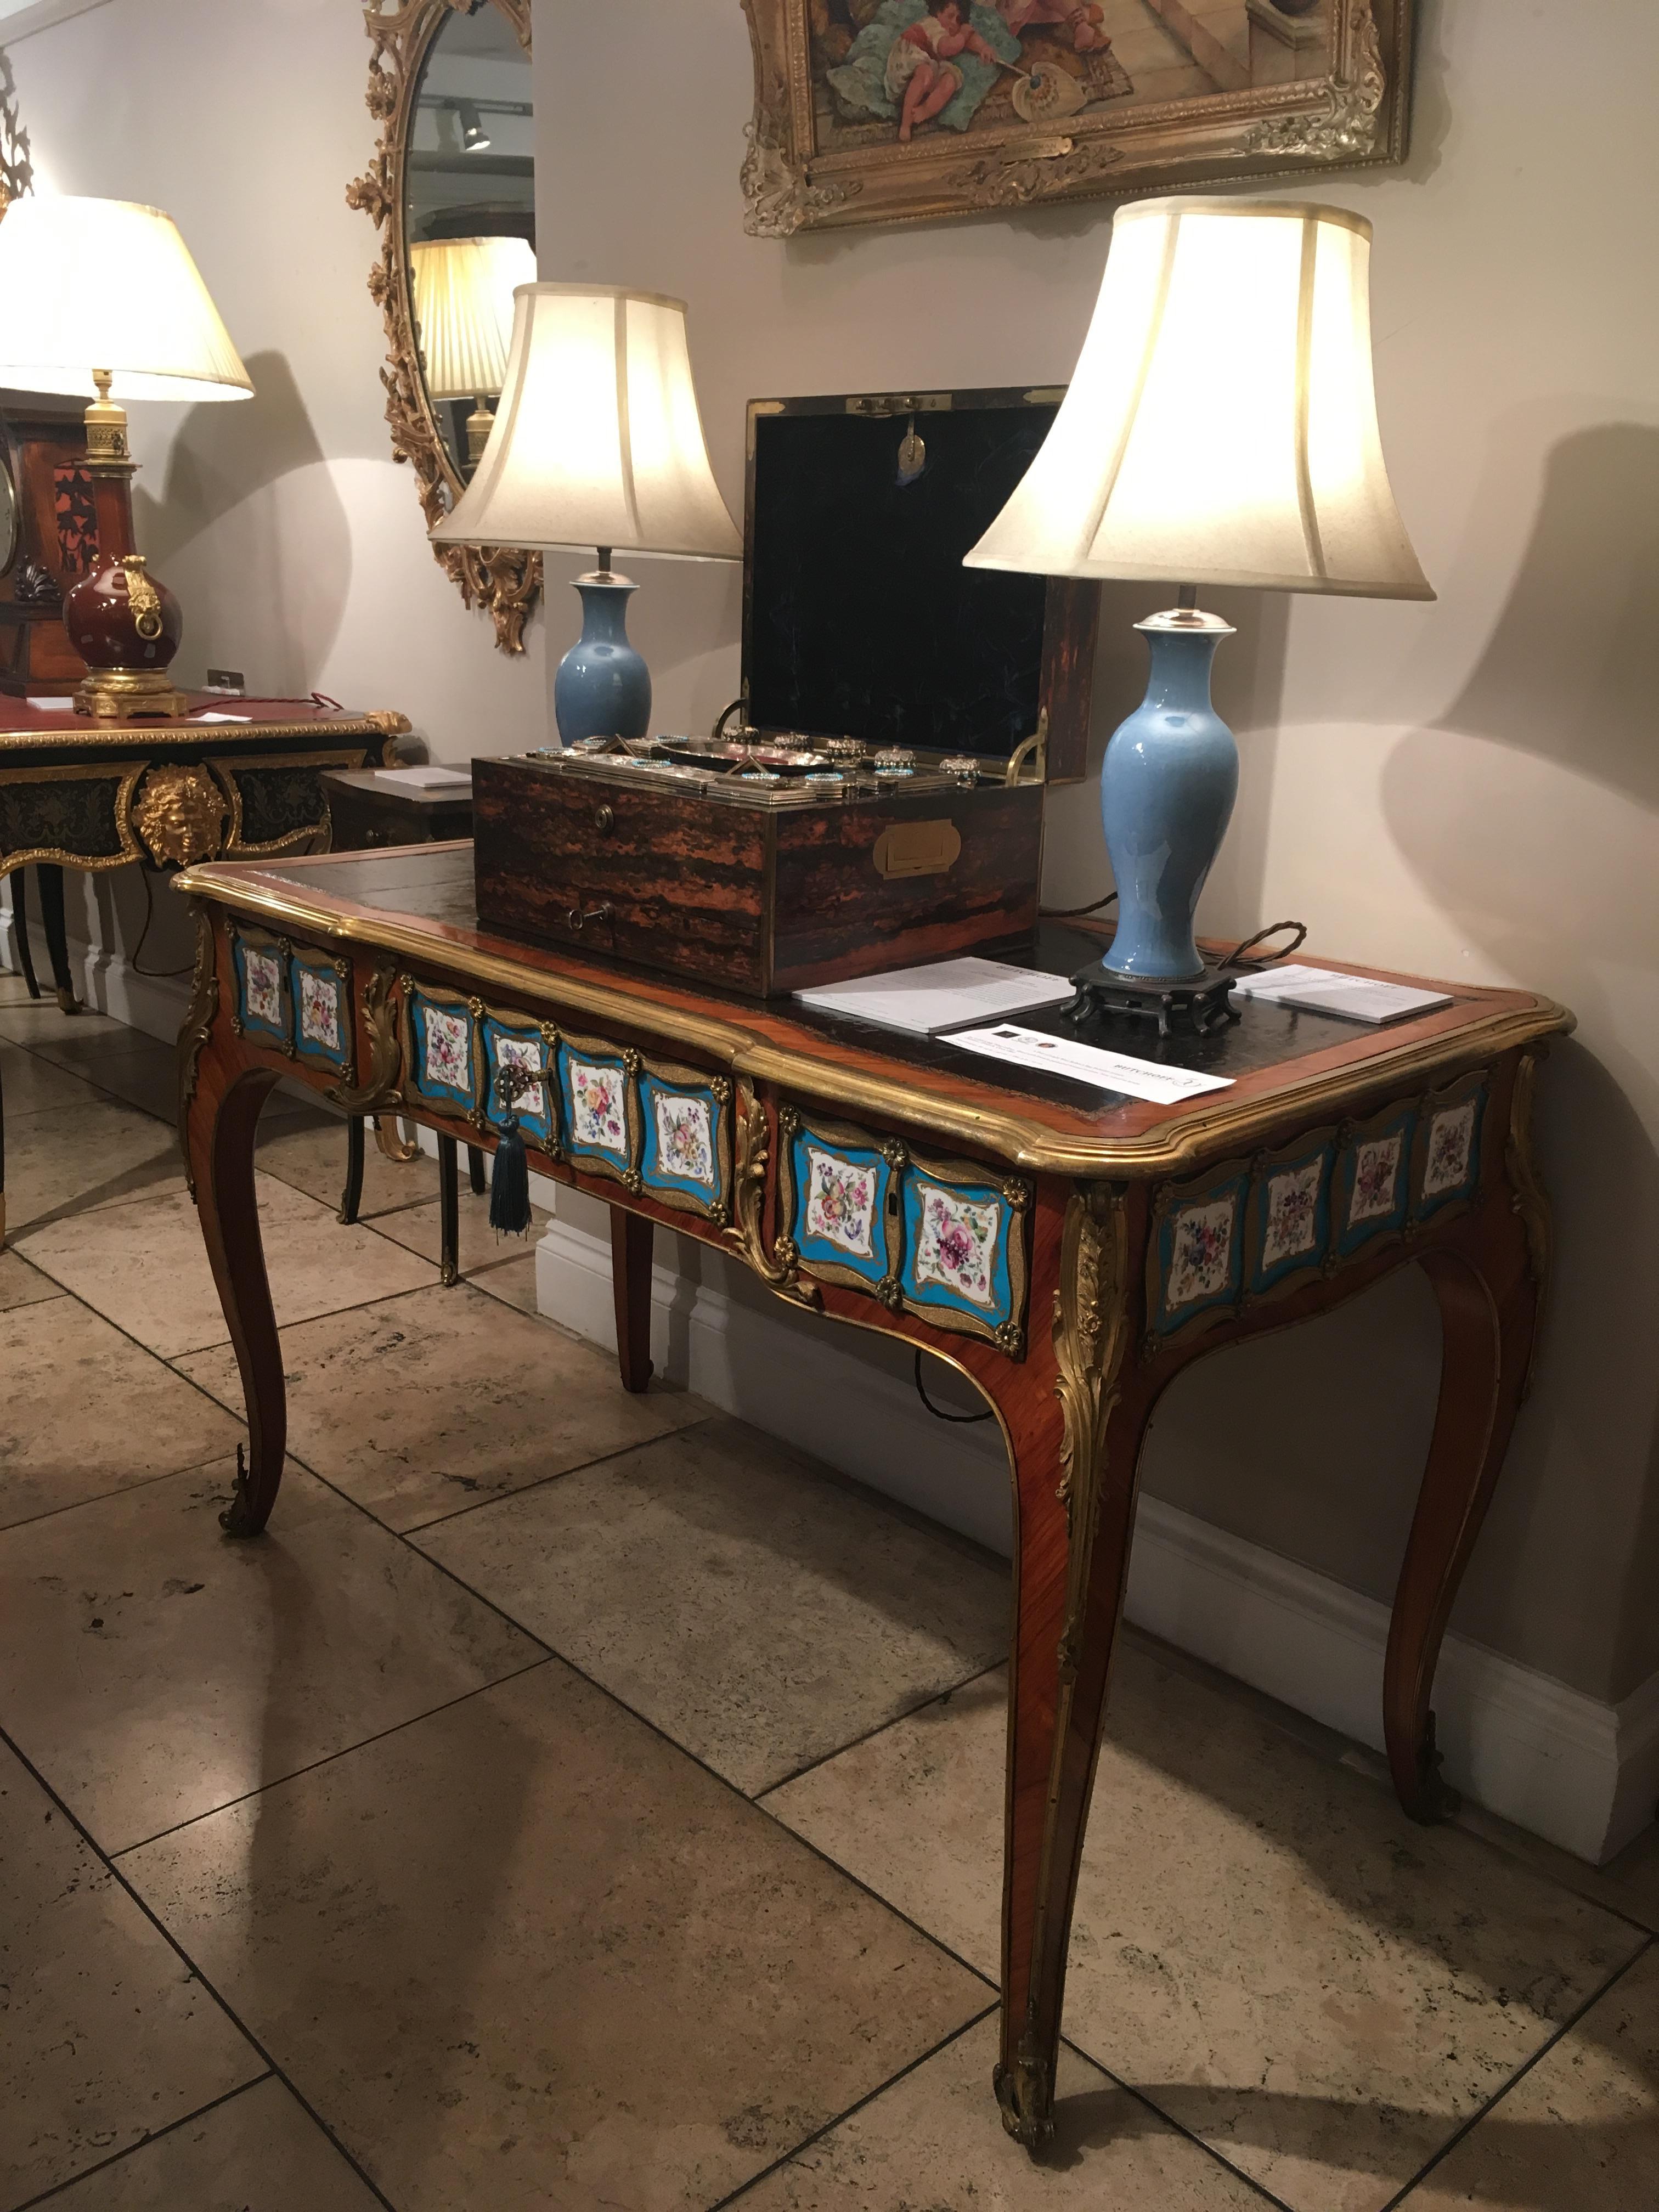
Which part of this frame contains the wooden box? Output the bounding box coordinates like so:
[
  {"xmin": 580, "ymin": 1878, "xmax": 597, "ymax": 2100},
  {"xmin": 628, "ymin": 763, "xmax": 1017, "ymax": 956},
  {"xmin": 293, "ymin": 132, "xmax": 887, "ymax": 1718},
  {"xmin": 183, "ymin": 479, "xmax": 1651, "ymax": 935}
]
[{"xmin": 472, "ymin": 753, "xmax": 1043, "ymax": 997}]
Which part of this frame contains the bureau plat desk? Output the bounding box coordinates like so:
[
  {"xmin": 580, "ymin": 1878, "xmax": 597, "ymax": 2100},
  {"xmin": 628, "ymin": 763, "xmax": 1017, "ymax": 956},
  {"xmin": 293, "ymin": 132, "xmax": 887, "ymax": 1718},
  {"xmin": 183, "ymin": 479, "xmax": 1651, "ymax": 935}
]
[{"xmin": 172, "ymin": 842, "xmax": 1571, "ymax": 2153}]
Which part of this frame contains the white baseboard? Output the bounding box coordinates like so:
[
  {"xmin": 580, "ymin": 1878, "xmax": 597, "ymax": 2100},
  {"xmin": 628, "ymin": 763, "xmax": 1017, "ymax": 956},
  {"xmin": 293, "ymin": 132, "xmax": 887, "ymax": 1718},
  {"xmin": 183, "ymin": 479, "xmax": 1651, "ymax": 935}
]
[
  {"xmin": 535, "ymin": 1195, "xmax": 1658, "ymax": 1866},
  {"xmin": 2, "ymin": 911, "xmax": 194, "ymax": 1042}
]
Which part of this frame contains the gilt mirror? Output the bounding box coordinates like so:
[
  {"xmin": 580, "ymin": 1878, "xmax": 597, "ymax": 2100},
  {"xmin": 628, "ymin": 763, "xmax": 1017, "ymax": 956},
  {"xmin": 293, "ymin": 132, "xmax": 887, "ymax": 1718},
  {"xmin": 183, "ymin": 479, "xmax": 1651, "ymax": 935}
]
[{"xmin": 351, "ymin": 0, "xmax": 539, "ymax": 652}]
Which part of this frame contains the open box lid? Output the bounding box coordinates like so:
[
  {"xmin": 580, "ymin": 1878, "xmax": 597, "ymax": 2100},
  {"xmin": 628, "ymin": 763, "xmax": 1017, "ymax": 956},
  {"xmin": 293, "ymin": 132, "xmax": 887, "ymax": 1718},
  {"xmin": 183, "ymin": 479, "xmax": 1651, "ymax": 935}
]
[{"xmin": 741, "ymin": 387, "xmax": 1099, "ymax": 782}]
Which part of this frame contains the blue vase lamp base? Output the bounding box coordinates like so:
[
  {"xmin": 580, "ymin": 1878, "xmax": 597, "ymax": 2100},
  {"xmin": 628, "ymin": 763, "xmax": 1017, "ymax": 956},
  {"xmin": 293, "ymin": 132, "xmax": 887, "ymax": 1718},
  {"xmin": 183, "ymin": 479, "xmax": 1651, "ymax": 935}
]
[
  {"xmin": 1064, "ymin": 601, "xmax": 1244, "ymax": 1036},
  {"xmin": 552, "ymin": 562, "xmax": 652, "ymax": 747}
]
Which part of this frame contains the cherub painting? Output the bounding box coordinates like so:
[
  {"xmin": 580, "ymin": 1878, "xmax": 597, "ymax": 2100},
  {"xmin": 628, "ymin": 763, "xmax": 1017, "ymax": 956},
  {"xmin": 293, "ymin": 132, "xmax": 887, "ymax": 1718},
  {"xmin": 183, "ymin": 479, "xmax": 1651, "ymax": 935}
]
[
  {"xmin": 818, "ymin": 0, "xmax": 1131, "ymax": 145},
  {"xmin": 744, "ymin": 0, "xmax": 1414, "ymax": 235}
]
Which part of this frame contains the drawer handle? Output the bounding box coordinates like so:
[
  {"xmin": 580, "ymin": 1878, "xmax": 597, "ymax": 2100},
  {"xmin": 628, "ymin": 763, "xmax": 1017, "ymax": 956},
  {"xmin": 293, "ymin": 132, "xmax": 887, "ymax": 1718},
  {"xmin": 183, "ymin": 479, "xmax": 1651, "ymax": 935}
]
[
  {"xmin": 566, "ymin": 902, "xmax": 613, "ymax": 933},
  {"xmin": 594, "ymin": 804, "xmax": 615, "ymax": 834}
]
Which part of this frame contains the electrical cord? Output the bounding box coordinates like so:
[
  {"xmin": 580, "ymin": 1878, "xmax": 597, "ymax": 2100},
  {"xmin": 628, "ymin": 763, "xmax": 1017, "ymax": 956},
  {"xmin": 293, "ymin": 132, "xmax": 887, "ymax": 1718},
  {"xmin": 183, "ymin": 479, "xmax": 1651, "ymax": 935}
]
[
  {"xmin": 913, "ymin": 1348, "xmax": 995, "ymax": 1424},
  {"xmin": 1040, "ymin": 889, "xmax": 1118, "ymax": 920},
  {"xmin": 1220, "ymin": 919, "xmax": 1308, "ymax": 969},
  {"xmin": 128, "ymin": 866, "xmax": 195, "ymax": 980}
]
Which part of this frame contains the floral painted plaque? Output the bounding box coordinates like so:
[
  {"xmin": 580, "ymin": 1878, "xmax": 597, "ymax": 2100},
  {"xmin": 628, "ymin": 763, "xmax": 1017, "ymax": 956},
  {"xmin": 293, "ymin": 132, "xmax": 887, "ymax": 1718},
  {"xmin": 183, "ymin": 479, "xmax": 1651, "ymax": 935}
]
[
  {"xmin": 570, "ymin": 1062, "xmax": 627, "ymax": 1153},
  {"xmin": 654, "ymin": 1094, "xmax": 715, "ymax": 1187},
  {"xmin": 297, "ymin": 969, "xmax": 341, "ymax": 1054},
  {"xmin": 804, "ymin": 1145, "xmax": 878, "ymax": 1258},
  {"xmin": 913, "ymin": 1184, "xmax": 1001, "ymax": 1309},
  {"xmin": 1423, "ymin": 1100, "xmax": 1477, "ymax": 1200},
  {"xmin": 1167, "ymin": 1196, "xmax": 1235, "ymax": 1310},
  {"xmin": 1348, "ymin": 1133, "xmax": 1403, "ymax": 1226},
  {"xmin": 244, "ymin": 947, "xmax": 283, "ymax": 1031},
  {"xmin": 1262, "ymin": 1160, "xmax": 1321, "ymax": 1270},
  {"xmin": 422, "ymin": 1007, "xmax": 471, "ymax": 1097}
]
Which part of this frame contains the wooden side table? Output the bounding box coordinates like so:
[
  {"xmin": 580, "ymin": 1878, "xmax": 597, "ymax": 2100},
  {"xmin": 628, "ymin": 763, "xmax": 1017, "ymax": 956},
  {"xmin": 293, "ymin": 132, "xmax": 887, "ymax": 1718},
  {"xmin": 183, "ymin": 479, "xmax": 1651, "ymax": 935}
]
[
  {"xmin": 176, "ymin": 841, "xmax": 1571, "ymax": 2154},
  {"xmin": 320, "ymin": 766, "xmax": 484, "ymax": 1278},
  {"xmin": 319, "ymin": 766, "xmax": 474, "ymax": 852}
]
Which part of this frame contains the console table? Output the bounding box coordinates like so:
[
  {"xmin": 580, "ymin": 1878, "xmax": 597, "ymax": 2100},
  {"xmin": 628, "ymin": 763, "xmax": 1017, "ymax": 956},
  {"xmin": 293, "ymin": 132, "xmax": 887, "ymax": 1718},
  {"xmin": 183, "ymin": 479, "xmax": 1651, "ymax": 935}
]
[
  {"xmin": 0, "ymin": 695, "xmax": 408, "ymax": 1012},
  {"xmin": 172, "ymin": 842, "xmax": 1571, "ymax": 2152}
]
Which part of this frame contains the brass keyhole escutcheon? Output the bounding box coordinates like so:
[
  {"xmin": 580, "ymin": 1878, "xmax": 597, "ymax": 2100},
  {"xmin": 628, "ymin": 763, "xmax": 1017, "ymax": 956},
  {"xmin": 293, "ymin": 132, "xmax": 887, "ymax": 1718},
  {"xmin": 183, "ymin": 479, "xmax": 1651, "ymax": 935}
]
[{"xmin": 594, "ymin": 804, "xmax": 615, "ymax": 835}]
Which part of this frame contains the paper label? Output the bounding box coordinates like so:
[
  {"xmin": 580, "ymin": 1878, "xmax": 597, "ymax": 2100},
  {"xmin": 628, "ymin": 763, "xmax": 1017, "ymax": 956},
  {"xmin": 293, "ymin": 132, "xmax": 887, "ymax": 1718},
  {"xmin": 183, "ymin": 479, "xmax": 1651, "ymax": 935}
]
[{"xmin": 946, "ymin": 1023, "xmax": 1234, "ymax": 1104}]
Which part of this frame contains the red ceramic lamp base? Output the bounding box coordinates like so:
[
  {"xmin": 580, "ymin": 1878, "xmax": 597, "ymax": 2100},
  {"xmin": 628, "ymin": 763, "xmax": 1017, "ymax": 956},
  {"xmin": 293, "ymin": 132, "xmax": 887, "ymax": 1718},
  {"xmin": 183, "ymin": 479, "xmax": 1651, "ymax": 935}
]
[{"xmin": 65, "ymin": 552, "xmax": 188, "ymax": 720}]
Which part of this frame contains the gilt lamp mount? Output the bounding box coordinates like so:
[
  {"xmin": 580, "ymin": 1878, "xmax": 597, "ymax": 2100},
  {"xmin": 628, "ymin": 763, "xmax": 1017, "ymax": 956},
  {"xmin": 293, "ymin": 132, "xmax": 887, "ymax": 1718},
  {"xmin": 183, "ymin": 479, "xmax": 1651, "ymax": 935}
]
[{"xmin": 967, "ymin": 194, "xmax": 1432, "ymax": 1023}]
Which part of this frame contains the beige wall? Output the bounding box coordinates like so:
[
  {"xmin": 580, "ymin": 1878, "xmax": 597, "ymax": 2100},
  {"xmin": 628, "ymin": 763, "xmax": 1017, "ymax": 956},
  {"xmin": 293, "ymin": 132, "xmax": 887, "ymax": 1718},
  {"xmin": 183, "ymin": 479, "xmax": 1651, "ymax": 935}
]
[
  {"xmin": 8, "ymin": 0, "xmax": 1656, "ymax": 1705},
  {"xmin": 531, "ymin": 0, "xmax": 1659, "ymax": 1705}
]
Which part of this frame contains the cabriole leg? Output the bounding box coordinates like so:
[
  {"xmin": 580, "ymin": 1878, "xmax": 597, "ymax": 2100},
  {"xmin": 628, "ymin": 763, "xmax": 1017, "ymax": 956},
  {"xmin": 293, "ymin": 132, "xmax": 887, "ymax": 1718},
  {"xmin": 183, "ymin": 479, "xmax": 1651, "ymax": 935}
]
[
  {"xmin": 185, "ymin": 1054, "xmax": 286, "ymax": 1537},
  {"xmin": 996, "ymin": 1184, "xmax": 1151, "ymax": 2153},
  {"xmin": 1385, "ymin": 1215, "xmax": 1540, "ymax": 1822}
]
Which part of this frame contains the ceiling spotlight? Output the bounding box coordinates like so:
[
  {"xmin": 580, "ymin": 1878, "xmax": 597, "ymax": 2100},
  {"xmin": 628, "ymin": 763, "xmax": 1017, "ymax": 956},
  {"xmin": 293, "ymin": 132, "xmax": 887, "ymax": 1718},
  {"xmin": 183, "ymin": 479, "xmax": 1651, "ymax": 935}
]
[{"xmin": 458, "ymin": 100, "xmax": 490, "ymax": 154}]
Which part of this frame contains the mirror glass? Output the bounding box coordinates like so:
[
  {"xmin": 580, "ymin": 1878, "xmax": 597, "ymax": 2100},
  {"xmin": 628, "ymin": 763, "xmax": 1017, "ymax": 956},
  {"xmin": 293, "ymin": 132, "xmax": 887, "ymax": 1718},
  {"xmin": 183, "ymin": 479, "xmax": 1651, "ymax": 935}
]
[
  {"xmin": 404, "ymin": 0, "xmax": 534, "ymax": 486},
  {"xmin": 0, "ymin": 433, "xmax": 16, "ymax": 577}
]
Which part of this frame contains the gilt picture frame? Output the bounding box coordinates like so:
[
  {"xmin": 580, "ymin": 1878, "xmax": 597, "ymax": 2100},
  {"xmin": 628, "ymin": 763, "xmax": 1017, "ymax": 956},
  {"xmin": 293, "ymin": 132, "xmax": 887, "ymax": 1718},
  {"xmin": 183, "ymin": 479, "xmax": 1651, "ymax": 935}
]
[{"xmin": 740, "ymin": 0, "xmax": 1413, "ymax": 236}]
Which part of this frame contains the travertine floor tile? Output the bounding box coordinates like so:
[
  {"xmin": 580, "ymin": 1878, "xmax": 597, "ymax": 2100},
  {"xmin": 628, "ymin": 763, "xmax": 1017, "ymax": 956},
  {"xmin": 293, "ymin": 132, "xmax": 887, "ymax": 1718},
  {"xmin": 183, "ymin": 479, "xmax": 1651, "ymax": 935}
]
[
  {"xmin": 472, "ymin": 1243, "xmax": 541, "ymax": 1316},
  {"xmin": 256, "ymin": 1109, "xmax": 439, "ymax": 1220},
  {"xmin": 42, "ymin": 2076, "xmax": 385, "ymax": 2211},
  {"xmin": 122, "ymin": 1662, "xmax": 987, "ymax": 2212},
  {"xmin": 765, "ymin": 1648, "xmax": 1646, "ymax": 2212},
  {"xmin": 16, "ymin": 1174, "xmax": 433, "ymax": 1356},
  {"xmin": 0, "ymin": 999, "xmax": 128, "ymax": 1048},
  {"xmin": 0, "ymin": 1461, "xmax": 541, "ymax": 1853},
  {"xmin": 739, "ymin": 2015, "xmax": 1266, "ymax": 2211},
  {"xmin": 3, "ymin": 1093, "xmax": 183, "ymax": 1237},
  {"xmin": 1601, "ymin": 1822, "xmax": 1659, "ymax": 1937},
  {"xmin": 0, "ymin": 1245, "xmax": 61, "ymax": 1312},
  {"xmin": 1, "ymin": 1037, "xmax": 95, "ymax": 1113},
  {"xmin": 66, "ymin": 1037, "xmax": 181, "ymax": 1122},
  {"xmin": 0, "ymin": 1741, "xmax": 261, "ymax": 2207},
  {"xmin": 1407, "ymin": 1943, "xmax": 1659, "ymax": 2210},
  {"xmin": 0, "ymin": 1300, "xmax": 242, "ymax": 1531},
  {"xmin": 369, "ymin": 1189, "xmax": 547, "ymax": 1279},
  {"xmin": 420, "ymin": 1415, "xmax": 1008, "ymax": 1794},
  {"xmin": 176, "ymin": 1282, "xmax": 706, "ymax": 1532}
]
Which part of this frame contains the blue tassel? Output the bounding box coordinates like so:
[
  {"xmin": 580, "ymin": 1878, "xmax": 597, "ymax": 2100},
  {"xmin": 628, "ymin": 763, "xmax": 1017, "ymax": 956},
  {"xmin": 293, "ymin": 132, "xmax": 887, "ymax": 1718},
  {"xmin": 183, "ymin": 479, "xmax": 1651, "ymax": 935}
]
[{"xmin": 487, "ymin": 1066, "xmax": 533, "ymax": 1238}]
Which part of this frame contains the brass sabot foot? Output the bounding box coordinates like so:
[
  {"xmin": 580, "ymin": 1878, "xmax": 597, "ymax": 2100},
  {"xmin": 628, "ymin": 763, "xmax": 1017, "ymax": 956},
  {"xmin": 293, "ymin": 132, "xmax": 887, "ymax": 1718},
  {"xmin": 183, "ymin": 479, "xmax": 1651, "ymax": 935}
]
[{"xmin": 994, "ymin": 2052, "xmax": 1056, "ymax": 2155}]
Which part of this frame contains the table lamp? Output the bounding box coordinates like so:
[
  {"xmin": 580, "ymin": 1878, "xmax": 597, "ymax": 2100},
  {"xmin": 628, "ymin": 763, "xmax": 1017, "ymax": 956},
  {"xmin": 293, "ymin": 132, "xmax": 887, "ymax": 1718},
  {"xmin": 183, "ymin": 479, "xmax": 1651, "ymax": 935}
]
[
  {"xmin": 966, "ymin": 195, "xmax": 1432, "ymax": 1026},
  {"xmin": 0, "ymin": 194, "xmax": 252, "ymax": 718},
  {"xmin": 410, "ymin": 234, "xmax": 537, "ymax": 469},
  {"xmin": 430, "ymin": 283, "xmax": 741, "ymax": 744}
]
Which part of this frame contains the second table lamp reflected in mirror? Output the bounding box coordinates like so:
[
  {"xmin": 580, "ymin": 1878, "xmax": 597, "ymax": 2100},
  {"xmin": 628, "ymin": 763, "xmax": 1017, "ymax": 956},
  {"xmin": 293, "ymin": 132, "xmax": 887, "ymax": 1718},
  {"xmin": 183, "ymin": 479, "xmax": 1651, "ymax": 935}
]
[
  {"xmin": 967, "ymin": 194, "xmax": 1434, "ymax": 1026},
  {"xmin": 410, "ymin": 234, "xmax": 537, "ymax": 469},
  {"xmin": 430, "ymin": 283, "xmax": 741, "ymax": 744}
]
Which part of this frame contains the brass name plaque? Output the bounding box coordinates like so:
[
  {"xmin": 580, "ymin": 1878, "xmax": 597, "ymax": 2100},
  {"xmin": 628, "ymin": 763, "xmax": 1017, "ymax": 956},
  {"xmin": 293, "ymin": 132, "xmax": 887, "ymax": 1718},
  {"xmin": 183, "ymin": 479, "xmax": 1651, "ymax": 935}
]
[{"xmin": 873, "ymin": 819, "xmax": 962, "ymax": 880}]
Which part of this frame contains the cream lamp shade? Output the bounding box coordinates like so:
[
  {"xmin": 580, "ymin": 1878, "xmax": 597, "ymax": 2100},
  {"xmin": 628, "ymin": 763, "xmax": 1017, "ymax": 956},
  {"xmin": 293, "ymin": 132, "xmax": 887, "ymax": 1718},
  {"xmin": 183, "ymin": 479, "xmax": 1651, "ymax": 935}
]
[
  {"xmin": 431, "ymin": 283, "xmax": 741, "ymax": 562},
  {"xmin": 965, "ymin": 196, "xmax": 1432, "ymax": 600},
  {"xmin": 0, "ymin": 194, "xmax": 251, "ymax": 403},
  {"xmin": 410, "ymin": 234, "xmax": 536, "ymax": 402}
]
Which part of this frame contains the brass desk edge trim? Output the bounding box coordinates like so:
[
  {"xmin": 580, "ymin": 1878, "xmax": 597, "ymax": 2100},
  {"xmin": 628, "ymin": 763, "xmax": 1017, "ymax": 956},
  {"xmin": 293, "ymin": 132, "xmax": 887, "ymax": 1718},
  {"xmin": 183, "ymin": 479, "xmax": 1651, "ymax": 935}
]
[
  {"xmin": 176, "ymin": 867, "xmax": 1575, "ymax": 1178},
  {"xmin": 0, "ymin": 712, "xmax": 408, "ymax": 754}
]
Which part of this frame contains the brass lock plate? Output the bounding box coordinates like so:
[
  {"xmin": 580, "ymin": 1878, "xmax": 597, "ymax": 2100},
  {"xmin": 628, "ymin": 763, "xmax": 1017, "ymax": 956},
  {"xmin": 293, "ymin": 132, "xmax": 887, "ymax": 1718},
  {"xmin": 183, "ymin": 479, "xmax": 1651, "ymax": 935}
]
[{"xmin": 872, "ymin": 819, "xmax": 962, "ymax": 880}]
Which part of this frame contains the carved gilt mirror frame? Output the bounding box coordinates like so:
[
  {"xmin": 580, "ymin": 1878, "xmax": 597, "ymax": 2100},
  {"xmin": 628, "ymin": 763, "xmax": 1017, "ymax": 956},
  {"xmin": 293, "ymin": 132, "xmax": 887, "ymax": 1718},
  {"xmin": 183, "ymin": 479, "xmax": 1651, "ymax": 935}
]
[
  {"xmin": 348, "ymin": 0, "xmax": 539, "ymax": 653},
  {"xmin": 741, "ymin": 0, "xmax": 1413, "ymax": 237}
]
